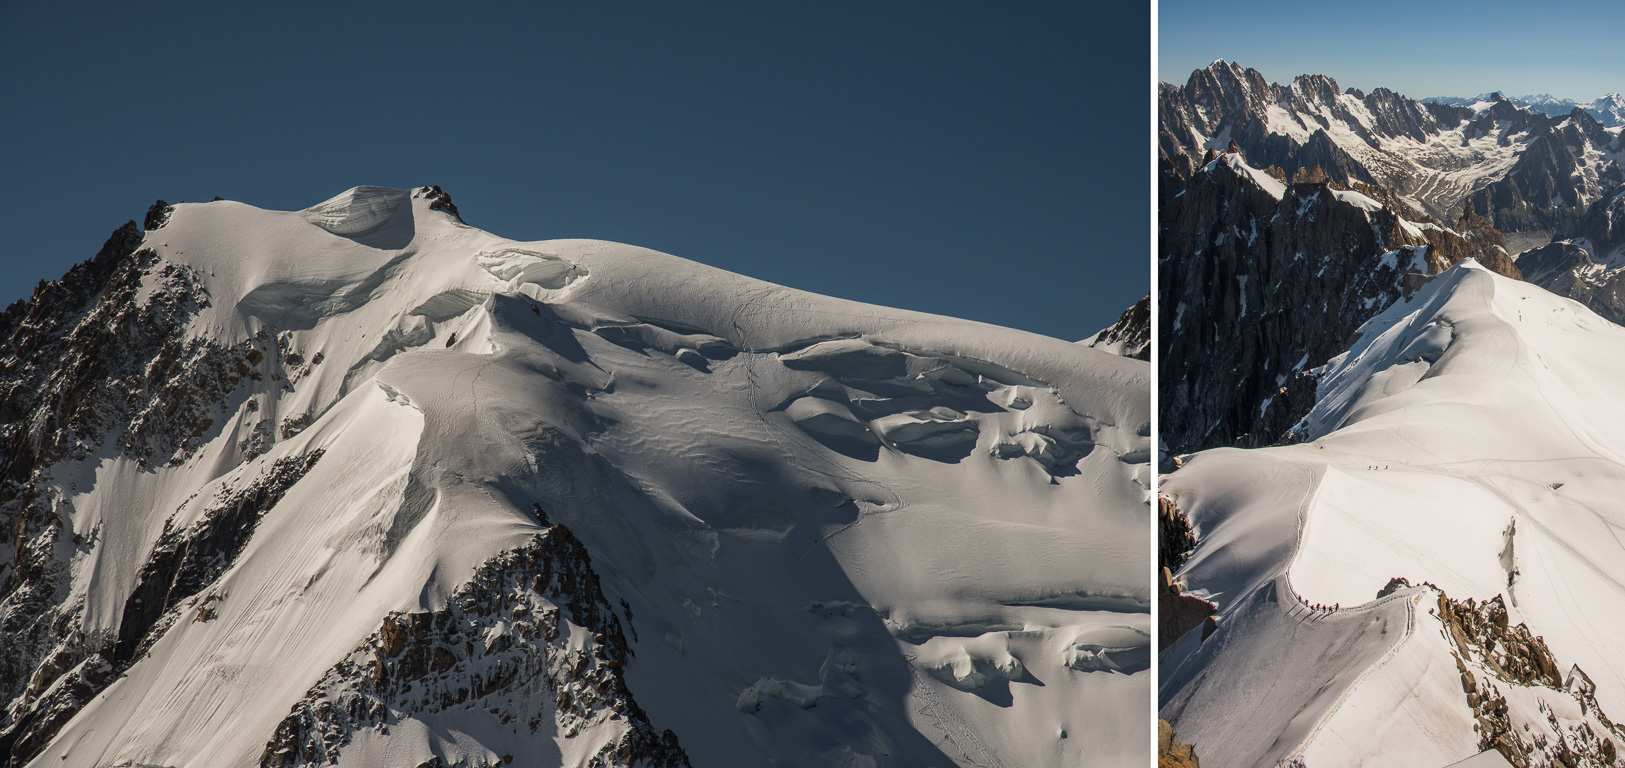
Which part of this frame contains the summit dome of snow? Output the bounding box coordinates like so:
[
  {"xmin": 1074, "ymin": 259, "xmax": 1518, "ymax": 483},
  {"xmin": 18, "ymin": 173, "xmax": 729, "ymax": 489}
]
[{"xmin": 0, "ymin": 187, "xmax": 1149, "ymax": 767}]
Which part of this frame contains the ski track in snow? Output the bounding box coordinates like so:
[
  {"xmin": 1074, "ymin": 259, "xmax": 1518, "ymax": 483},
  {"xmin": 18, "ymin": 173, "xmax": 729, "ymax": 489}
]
[{"xmin": 1272, "ymin": 459, "xmax": 1418, "ymax": 764}]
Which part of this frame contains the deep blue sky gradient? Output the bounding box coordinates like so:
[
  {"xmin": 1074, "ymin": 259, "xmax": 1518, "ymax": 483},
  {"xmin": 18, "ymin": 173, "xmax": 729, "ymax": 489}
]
[
  {"xmin": 1160, "ymin": 0, "xmax": 1625, "ymax": 101},
  {"xmin": 1, "ymin": 1, "xmax": 1149, "ymax": 340}
]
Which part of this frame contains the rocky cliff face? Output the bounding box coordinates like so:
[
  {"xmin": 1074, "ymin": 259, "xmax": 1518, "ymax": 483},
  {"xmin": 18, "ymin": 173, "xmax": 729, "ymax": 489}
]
[
  {"xmin": 1, "ymin": 450, "xmax": 323, "ymax": 764},
  {"xmin": 261, "ymin": 518, "xmax": 689, "ymax": 768},
  {"xmin": 1159, "ymin": 65, "xmax": 1382, "ymax": 190},
  {"xmin": 1159, "ymin": 152, "xmax": 1518, "ymax": 454},
  {"xmin": 1517, "ymin": 185, "xmax": 1625, "ymax": 325},
  {"xmin": 0, "ymin": 211, "xmax": 248, "ymax": 765},
  {"xmin": 1469, "ymin": 109, "xmax": 1625, "ymax": 234},
  {"xmin": 1161, "ymin": 61, "xmax": 1624, "ymax": 233}
]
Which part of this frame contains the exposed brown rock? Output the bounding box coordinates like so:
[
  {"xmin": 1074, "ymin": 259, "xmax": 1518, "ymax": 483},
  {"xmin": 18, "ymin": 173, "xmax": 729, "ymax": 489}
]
[
  {"xmin": 380, "ymin": 617, "xmax": 407, "ymax": 658},
  {"xmin": 1160, "ymin": 567, "xmax": 1218, "ymax": 649},
  {"xmin": 1158, "ymin": 719, "xmax": 1200, "ymax": 767},
  {"xmin": 1431, "ymin": 588, "xmax": 1625, "ymax": 766},
  {"xmin": 1159, "ymin": 496, "xmax": 1197, "ymax": 572}
]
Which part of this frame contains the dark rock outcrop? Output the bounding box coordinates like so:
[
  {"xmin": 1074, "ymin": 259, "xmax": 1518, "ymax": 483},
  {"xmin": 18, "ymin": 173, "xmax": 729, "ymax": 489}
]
[
  {"xmin": 144, "ymin": 200, "xmax": 173, "ymax": 231},
  {"xmin": 1517, "ymin": 185, "xmax": 1625, "ymax": 326},
  {"xmin": 114, "ymin": 451, "xmax": 323, "ymax": 663},
  {"xmin": 1159, "ymin": 496, "xmax": 1196, "ymax": 573},
  {"xmin": 1086, "ymin": 294, "xmax": 1151, "ymax": 360},
  {"xmin": 1435, "ymin": 591, "xmax": 1624, "ymax": 766},
  {"xmin": 1159, "ymin": 567, "xmax": 1216, "ymax": 650},
  {"xmin": 415, "ymin": 185, "xmax": 462, "ymax": 222},
  {"xmin": 0, "ymin": 452, "xmax": 322, "ymax": 766},
  {"xmin": 1158, "ymin": 496, "xmax": 1212, "ymax": 650},
  {"xmin": 261, "ymin": 521, "xmax": 689, "ymax": 768},
  {"xmin": 1159, "ymin": 153, "xmax": 1517, "ymax": 454}
]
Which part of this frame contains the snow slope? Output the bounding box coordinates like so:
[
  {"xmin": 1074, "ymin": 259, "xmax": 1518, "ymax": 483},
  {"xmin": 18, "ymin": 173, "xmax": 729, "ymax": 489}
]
[
  {"xmin": 4, "ymin": 188, "xmax": 1150, "ymax": 767},
  {"xmin": 1162, "ymin": 260, "xmax": 1625, "ymax": 766}
]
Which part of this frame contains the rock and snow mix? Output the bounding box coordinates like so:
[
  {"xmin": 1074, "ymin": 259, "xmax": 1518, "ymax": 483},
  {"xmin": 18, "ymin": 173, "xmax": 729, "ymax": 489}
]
[
  {"xmin": 1163, "ymin": 261, "xmax": 1625, "ymax": 767},
  {"xmin": 1159, "ymin": 149, "xmax": 1518, "ymax": 455},
  {"xmin": 1160, "ymin": 61, "xmax": 1625, "ymax": 233},
  {"xmin": 0, "ymin": 187, "xmax": 1149, "ymax": 767}
]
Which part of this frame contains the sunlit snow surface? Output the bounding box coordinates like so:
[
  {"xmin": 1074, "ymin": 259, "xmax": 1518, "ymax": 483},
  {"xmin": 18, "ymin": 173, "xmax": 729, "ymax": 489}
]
[
  {"xmin": 32, "ymin": 188, "xmax": 1150, "ymax": 767},
  {"xmin": 1163, "ymin": 260, "xmax": 1625, "ymax": 766}
]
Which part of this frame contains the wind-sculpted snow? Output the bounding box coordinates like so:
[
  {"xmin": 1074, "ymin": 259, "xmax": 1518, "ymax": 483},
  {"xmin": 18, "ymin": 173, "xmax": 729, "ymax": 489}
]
[
  {"xmin": 302, "ymin": 186, "xmax": 411, "ymax": 236},
  {"xmin": 2, "ymin": 187, "xmax": 1149, "ymax": 767},
  {"xmin": 771, "ymin": 338, "xmax": 1098, "ymax": 472},
  {"xmin": 477, "ymin": 248, "xmax": 589, "ymax": 291},
  {"xmin": 1164, "ymin": 261, "xmax": 1625, "ymax": 766}
]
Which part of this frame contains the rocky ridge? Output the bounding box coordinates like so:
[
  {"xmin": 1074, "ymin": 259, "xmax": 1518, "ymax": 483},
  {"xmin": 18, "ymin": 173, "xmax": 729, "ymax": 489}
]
[
  {"xmin": 1159, "ymin": 150, "xmax": 1517, "ymax": 454},
  {"xmin": 1083, "ymin": 294, "xmax": 1151, "ymax": 361},
  {"xmin": 1427, "ymin": 92, "xmax": 1625, "ymax": 129},
  {"xmin": 1, "ymin": 451, "xmax": 323, "ymax": 764},
  {"xmin": 261, "ymin": 513, "xmax": 689, "ymax": 768},
  {"xmin": 1435, "ymin": 589, "xmax": 1624, "ymax": 767},
  {"xmin": 1157, "ymin": 497, "xmax": 1213, "ymax": 650},
  {"xmin": 1516, "ymin": 185, "xmax": 1625, "ymax": 325},
  {"xmin": 1161, "ymin": 61, "xmax": 1625, "ymax": 233},
  {"xmin": 0, "ymin": 191, "xmax": 689, "ymax": 767}
]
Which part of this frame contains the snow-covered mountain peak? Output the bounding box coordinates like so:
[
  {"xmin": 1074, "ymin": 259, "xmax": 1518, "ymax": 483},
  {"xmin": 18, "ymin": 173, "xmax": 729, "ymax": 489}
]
[{"xmin": 1, "ymin": 189, "xmax": 1149, "ymax": 767}]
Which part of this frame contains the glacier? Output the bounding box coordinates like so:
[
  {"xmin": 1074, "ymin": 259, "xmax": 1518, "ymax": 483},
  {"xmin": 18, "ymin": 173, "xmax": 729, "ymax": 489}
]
[{"xmin": 0, "ymin": 187, "xmax": 1150, "ymax": 767}]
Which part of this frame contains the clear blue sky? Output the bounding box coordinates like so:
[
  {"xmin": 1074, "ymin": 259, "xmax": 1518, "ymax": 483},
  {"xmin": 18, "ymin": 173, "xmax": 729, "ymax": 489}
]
[
  {"xmin": 1160, "ymin": 0, "xmax": 1624, "ymax": 101},
  {"xmin": 0, "ymin": 1, "xmax": 1149, "ymax": 341}
]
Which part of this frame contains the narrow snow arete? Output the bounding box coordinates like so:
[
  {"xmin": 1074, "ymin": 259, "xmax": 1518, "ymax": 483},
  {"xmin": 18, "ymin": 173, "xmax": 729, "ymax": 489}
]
[{"xmin": 1163, "ymin": 261, "xmax": 1625, "ymax": 766}]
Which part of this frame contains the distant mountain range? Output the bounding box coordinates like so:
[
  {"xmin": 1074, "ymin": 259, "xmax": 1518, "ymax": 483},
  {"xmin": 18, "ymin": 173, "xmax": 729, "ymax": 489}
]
[
  {"xmin": 1160, "ymin": 61, "xmax": 1625, "ymax": 235},
  {"xmin": 1424, "ymin": 91, "xmax": 1625, "ymax": 128}
]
